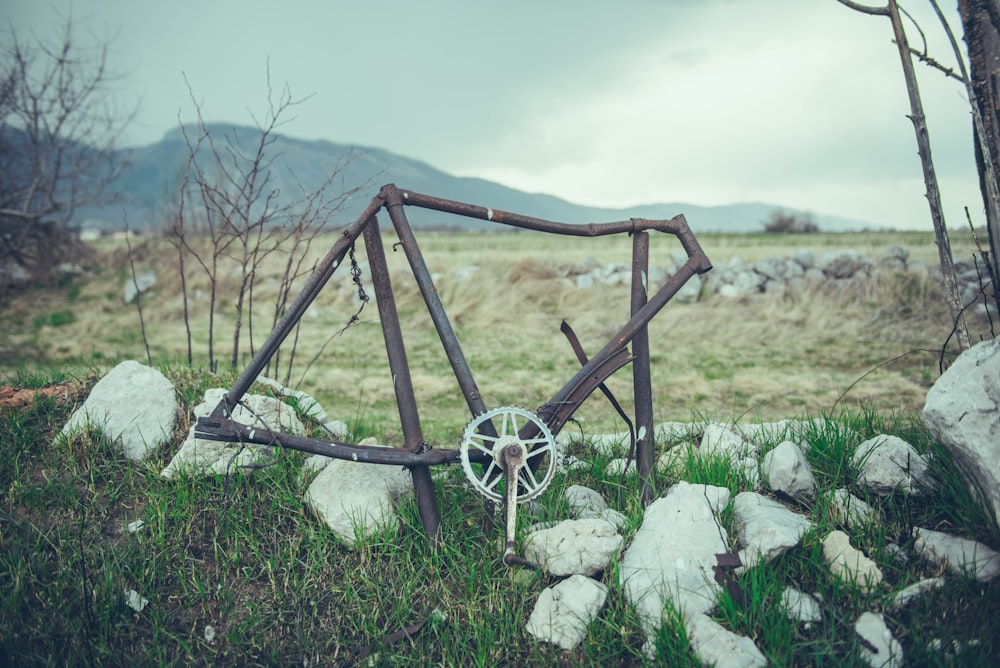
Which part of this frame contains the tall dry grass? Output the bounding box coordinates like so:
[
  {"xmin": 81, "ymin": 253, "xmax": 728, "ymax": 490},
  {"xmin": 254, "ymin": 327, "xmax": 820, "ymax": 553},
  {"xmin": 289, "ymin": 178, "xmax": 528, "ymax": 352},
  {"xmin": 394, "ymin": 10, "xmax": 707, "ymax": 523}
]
[{"xmin": 1, "ymin": 228, "xmax": 990, "ymax": 443}]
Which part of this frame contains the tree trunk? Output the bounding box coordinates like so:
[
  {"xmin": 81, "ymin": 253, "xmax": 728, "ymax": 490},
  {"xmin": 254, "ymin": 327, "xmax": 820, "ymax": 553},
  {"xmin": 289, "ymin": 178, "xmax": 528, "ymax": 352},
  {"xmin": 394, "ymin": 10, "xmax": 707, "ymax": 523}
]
[
  {"xmin": 959, "ymin": 0, "xmax": 1000, "ymax": 314},
  {"xmin": 887, "ymin": 0, "xmax": 972, "ymax": 349}
]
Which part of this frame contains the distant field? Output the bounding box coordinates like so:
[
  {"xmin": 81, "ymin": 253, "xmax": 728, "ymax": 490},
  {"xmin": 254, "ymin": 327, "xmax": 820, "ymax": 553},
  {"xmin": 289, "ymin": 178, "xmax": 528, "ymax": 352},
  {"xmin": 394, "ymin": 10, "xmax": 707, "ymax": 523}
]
[{"xmin": 0, "ymin": 227, "xmax": 990, "ymax": 444}]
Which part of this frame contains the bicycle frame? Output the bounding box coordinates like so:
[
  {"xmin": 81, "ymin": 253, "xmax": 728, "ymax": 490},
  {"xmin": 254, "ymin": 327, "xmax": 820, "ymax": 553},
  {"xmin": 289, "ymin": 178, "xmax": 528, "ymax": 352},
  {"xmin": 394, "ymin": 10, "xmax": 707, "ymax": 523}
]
[{"xmin": 195, "ymin": 183, "xmax": 712, "ymax": 542}]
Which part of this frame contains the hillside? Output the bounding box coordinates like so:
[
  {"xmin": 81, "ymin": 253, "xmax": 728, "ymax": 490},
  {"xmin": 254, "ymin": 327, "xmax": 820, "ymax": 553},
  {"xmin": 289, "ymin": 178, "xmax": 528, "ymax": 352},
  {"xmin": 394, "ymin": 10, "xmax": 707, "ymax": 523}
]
[{"xmin": 74, "ymin": 123, "xmax": 880, "ymax": 234}]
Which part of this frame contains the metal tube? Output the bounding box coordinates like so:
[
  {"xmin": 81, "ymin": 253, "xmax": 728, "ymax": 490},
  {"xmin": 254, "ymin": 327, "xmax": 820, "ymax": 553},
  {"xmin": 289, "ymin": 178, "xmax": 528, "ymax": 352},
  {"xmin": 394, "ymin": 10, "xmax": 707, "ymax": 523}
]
[
  {"xmin": 194, "ymin": 421, "xmax": 474, "ymax": 466},
  {"xmin": 215, "ymin": 195, "xmax": 387, "ymax": 416},
  {"xmin": 380, "ymin": 185, "xmax": 491, "ymax": 421},
  {"xmin": 631, "ymin": 232, "xmax": 655, "ymax": 505},
  {"xmin": 363, "ymin": 217, "xmax": 442, "ymax": 541}
]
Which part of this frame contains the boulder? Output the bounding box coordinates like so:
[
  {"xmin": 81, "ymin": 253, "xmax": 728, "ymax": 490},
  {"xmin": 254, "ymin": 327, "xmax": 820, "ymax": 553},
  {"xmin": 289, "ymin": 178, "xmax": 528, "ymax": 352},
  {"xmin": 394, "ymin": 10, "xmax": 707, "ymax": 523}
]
[
  {"xmin": 923, "ymin": 338, "xmax": 1000, "ymax": 526},
  {"xmin": 61, "ymin": 360, "xmax": 177, "ymax": 461}
]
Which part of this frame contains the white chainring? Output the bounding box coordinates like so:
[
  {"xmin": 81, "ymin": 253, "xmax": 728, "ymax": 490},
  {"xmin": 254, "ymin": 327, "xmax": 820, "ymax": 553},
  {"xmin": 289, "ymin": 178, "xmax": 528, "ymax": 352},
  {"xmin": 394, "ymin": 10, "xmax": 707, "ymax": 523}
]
[{"xmin": 459, "ymin": 406, "xmax": 557, "ymax": 503}]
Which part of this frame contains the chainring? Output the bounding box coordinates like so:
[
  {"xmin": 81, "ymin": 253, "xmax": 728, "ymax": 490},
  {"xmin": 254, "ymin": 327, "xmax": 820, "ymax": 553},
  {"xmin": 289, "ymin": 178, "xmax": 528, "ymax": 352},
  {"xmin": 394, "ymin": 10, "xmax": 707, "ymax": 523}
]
[{"xmin": 459, "ymin": 406, "xmax": 557, "ymax": 503}]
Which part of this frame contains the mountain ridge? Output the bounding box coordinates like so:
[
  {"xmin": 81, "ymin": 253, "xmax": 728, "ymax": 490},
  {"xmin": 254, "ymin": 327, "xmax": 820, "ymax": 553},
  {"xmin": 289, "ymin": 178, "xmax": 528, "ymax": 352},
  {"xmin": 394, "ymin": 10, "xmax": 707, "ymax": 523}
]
[{"xmin": 75, "ymin": 123, "xmax": 883, "ymax": 234}]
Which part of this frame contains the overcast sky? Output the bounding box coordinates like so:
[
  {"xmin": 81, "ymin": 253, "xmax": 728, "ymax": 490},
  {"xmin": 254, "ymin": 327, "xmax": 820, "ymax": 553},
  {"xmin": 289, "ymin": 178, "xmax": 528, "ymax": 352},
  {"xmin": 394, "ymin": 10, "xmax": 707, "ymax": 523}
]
[{"xmin": 4, "ymin": 0, "xmax": 985, "ymax": 230}]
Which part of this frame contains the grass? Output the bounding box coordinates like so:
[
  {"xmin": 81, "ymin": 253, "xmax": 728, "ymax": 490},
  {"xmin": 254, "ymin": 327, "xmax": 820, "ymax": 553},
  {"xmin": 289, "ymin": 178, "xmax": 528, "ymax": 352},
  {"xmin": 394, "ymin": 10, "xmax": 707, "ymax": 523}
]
[
  {"xmin": 1, "ymin": 228, "xmax": 991, "ymax": 442},
  {"xmin": 0, "ymin": 228, "xmax": 997, "ymax": 664},
  {"xmin": 1, "ymin": 366, "xmax": 998, "ymax": 666}
]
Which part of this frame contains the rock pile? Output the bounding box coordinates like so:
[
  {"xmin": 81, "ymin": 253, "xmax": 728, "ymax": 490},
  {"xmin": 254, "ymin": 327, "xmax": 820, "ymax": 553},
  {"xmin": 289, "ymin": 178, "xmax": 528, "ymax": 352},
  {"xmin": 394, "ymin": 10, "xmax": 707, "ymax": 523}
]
[
  {"xmin": 507, "ymin": 246, "xmax": 988, "ymax": 308},
  {"xmin": 527, "ymin": 413, "xmax": 999, "ymax": 665}
]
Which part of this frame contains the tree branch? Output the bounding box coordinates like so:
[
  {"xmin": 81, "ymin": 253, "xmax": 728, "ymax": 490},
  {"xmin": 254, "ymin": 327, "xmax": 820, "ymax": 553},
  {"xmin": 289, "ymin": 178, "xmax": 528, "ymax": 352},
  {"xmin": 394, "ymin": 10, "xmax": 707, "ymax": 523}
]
[{"xmin": 835, "ymin": 0, "xmax": 889, "ymax": 16}]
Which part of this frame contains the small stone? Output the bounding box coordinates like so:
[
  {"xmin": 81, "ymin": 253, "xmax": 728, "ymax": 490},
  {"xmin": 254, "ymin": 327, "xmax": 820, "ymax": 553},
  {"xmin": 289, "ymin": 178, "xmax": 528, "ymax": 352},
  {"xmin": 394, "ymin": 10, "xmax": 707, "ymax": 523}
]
[
  {"xmin": 126, "ymin": 519, "xmax": 145, "ymax": 533},
  {"xmin": 852, "ymin": 435, "xmax": 931, "ymax": 497},
  {"xmin": 913, "ymin": 527, "xmax": 1000, "ymax": 582},
  {"xmin": 781, "ymin": 587, "xmax": 822, "ymax": 624},
  {"xmin": 822, "ymin": 530, "xmax": 883, "ymax": 593},
  {"xmin": 525, "ymin": 574, "xmax": 608, "ymax": 651},
  {"xmin": 124, "ymin": 589, "xmax": 149, "ymax": 612},
  {"xmin": 855, "ymin": 612, "xmax": 903, "ymax": 668},
  {"xmin": 524, "ymin": 518, "xmax": 623, "ymax": 576},
  {"xmin": 204, "ymin": 625, "xmax": 216, "ymax": 644},
  {"xmin": 892, "ymin": 577, "xmax": 946, "ymax": 609}
]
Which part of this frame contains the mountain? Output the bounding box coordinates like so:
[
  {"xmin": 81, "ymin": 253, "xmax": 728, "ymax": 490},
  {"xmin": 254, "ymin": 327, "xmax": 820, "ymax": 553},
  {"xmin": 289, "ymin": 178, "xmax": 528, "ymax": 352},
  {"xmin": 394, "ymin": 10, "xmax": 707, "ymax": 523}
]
[{"xmin": 74, "ymin": 123, "xmax": 880, "ymax": 234}]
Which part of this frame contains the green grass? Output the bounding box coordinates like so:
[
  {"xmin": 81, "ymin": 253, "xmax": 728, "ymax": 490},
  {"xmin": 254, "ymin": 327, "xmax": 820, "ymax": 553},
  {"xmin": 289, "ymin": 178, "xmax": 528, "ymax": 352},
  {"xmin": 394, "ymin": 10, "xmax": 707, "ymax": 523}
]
[{"xmin": 1, "ymin": 365, "xmax": 998, "ymax": 666}]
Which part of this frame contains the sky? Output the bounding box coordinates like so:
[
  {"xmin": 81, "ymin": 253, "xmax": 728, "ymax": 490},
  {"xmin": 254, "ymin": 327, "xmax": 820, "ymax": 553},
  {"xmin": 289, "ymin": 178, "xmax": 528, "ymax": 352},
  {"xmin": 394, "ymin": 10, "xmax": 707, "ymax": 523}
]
[{"xmin": 3, "ymin": 0, "xmax": 986, "ymax": 230}]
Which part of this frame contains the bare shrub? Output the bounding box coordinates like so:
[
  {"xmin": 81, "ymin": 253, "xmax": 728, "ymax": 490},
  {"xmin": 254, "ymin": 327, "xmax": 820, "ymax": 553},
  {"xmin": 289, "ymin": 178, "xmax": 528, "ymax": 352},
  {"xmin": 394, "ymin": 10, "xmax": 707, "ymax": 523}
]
[
  {"xmin": 0, "ymin": 14, "xmax": 134, "ymax": 285},
  {"xmin": 762, "ymin": 210, "xmax": 818, "ymax": 234},
  {"xmin": 166, "ymin": 67, "xmax": 366, "ymax": 379}
]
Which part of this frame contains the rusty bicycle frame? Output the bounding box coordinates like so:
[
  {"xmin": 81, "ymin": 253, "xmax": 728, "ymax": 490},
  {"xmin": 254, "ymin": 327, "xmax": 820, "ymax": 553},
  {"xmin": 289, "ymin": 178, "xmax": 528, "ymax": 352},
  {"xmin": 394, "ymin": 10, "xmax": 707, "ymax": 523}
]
[{"xmin": 195, "ymin": 183, "xmax": 712, "ymax": 546}]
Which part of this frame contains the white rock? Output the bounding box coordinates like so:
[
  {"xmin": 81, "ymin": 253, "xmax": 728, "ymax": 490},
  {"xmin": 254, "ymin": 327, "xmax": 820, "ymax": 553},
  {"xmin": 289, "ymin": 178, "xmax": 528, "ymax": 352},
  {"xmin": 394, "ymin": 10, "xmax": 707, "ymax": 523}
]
[
  {"xmin": 524, "ymin": 574, "xmax": 608, "ymax": 651},
  {"xmin": 923, "ymin": 338, "xmax": 1000, "ymax": 526},
  {"xmin": 822, "ymin": 530, "xmax": 884, "ymax": 593},
  {"xmin": 587, "ymin": 432, "xmax": 630, "ymax": 456},
  {"xmin": 605, "ymin": 457, "xmax": 636, "ymax": 476},
  {"xmin": 700, "ymin": 424, "xmax": 761, "ymax": 487},
  {"xmin": 701, "ymin": 423, "xmax": 758, "ymax": 460},
  {"xmin": 763, "ymin": 440, "xmax": 817, "ymax": 503},
  {"xmin": 161, "ymin": 389, "xmax": 303, "ymax": 478},
  {"xmin": 852, "ymin": 434, "xmax": 932, "ymax": 496},
  {"xmin": 61, "ymin": 360, "xmax": 177, "ymax": 461},
  {"xmin": 304, "ymin": 448, "xmax": 412, "ymax": 547},
  {"xmin": 855, "ymin": 612, "xmax": 903, "ymax": 668},
  {"xmin": 830, "ymin": 488, "xmax": 874, "ymax": 529},
  {"xmin": 913, "ymin": 527, "xmax": 1000, "ymax": 582},
  {"xmin": 126, "ymin": 520, "xmax": 145, "ymax": 533},
  {"xmin": 686, "ymin": 613, "xmax": 767, "ymax": 668},
  {"xmin": 123, "ymin": 270, "xmax": 156, "ymax": 304},
  {"xmin": 891, "ymin": 577, "xmax": 946, "ymax": 609},
  {"xmin": 619, "ymin": 481, "xmax": 730, "ymax": 647},
  {"xmin": 524, "ymin": 518, "xmax": 623, "ymax": 577},
  {"xmin": 780, "ymin": 587, "xmax": 822, "ymax": 624},
  {"xmin": 580, "ymin": 507, "xmax": 628, "ymax": 531},
  {"xmin": 322, "ymin": 420, "xmax": 350, "ymax": 440},
  {"xmin": 732, "ymin": 492, "xmax": 812, "ymax": 569},
  {"xmin": 564, "ymin": 485, "xmax": 607, "ymax": 517},
  {"xmin": 124, "ymin": 589, "xmax": 149, "ymax": 612}
]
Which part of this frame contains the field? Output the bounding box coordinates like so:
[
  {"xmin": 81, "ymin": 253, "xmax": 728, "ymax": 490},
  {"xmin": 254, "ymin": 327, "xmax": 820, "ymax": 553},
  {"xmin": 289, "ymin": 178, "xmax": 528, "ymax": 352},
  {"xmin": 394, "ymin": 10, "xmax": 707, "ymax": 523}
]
[
  {"xmin": 1, "ymin": 227, "xmax": 998, "ymax": 666},
  {"xmin": 0, "ymin": 228, "xmax": 989, "ymax": 442}
]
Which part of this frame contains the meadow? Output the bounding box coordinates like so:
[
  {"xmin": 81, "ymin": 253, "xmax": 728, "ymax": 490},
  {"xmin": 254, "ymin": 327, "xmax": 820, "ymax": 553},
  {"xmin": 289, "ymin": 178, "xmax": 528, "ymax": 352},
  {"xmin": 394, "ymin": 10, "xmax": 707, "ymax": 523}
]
[{"xmin": 1, "ymin": 227, "xmax": 998, "ymax": 666}]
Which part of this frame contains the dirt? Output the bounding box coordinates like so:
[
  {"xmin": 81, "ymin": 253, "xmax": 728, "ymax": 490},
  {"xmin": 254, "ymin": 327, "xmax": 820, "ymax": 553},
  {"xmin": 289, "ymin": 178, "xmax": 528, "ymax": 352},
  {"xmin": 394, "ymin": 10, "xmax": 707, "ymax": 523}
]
[{"xmin": 0, "ymin": 382, "xmax": 77, "ymax": 410}]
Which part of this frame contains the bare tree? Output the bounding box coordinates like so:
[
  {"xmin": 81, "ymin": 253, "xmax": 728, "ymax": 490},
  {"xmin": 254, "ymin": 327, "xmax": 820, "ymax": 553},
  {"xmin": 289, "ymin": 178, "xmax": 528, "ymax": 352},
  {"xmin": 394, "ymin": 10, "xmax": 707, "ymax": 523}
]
[
  {"xmin": 957, "ymin": 0, "xmax": 1000, "ymax": 314},
  {"xmin": 0, "ymin": 14, "xmax": 133, "ymax": 278},
  {"xmin": 837, "ymin": 0, "xmax": 972, "ymax": 350},
  {"xmin": 170, "ymin": 69, "xmax": 365, "ymax": 375}
]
